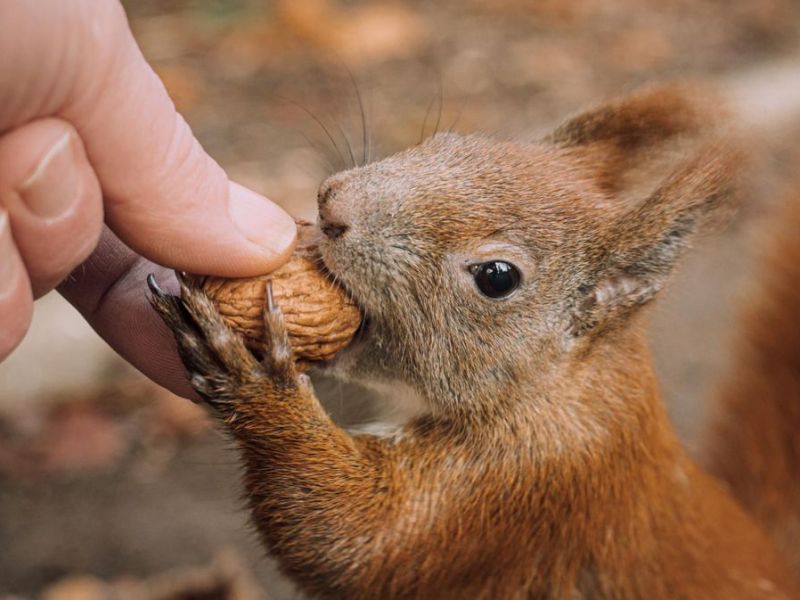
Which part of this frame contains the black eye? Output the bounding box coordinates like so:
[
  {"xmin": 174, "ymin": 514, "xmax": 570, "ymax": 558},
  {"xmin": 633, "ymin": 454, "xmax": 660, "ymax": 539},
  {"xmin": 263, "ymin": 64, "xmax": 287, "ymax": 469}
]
[{"xmin": 471, "ymin": 261, "xmax": 521, "ymax": 299}]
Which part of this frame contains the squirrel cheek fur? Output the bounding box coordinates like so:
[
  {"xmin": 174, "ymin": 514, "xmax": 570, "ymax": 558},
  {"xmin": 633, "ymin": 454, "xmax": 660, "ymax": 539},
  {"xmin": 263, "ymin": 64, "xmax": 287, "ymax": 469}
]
[
  {"xmin": 317, "ymin": 138, "xmax": 610, "ymax": 415},
  {"xmin": 151, "ymin": 84, "xmax": 800, "ymax": 598}
]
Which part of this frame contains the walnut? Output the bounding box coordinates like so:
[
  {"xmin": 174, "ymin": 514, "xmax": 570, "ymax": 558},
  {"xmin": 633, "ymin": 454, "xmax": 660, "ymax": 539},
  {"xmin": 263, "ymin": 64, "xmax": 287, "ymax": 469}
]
[{"xmin": 200, "ymin": 222, "xmax": 361, "ymax": 369}]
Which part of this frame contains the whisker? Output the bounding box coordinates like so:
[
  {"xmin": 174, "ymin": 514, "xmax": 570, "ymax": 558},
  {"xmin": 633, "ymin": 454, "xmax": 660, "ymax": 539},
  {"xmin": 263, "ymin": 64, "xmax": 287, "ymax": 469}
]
[
  {"xmin": 433, "ymin": 77, "xmax": 444, "ymax": 136},
  {"xmin": 280, "ymin": 96, "xmax": 348, "ymax": 170},
  {"xmin": 334, "ymin": 120, "xmax": 358, "ymax": 169},
  {"xmin": 345, "ymin": 67, "xmax": 371, "ymax": 166},
  {"xmin": 296, "ymin": 130, "xmax": 337, "ymax": 175},
  {"xmin": 447, "ymin": 104, "xmax": 465, "ymax": 133},
  {"xmin": 311, "ymin": 254, "xmax": 352, "ymax": 303},
  {"xmin": 419, "ymin": 94, "xmax": 437, "ymax": 144}
]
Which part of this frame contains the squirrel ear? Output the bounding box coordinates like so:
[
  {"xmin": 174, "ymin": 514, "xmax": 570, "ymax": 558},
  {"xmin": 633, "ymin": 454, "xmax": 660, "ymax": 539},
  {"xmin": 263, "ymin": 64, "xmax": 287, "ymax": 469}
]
[
  {"xmin": 548, "ymin": 83, "xmax": 746, "ymax": 338},
  {"xmin": 545, "ymin": 83, "xmax": 724, "ymax": 196},
  {"xmin": 568, "ymin": 131, "xmax": 746, "ymax": 338}
]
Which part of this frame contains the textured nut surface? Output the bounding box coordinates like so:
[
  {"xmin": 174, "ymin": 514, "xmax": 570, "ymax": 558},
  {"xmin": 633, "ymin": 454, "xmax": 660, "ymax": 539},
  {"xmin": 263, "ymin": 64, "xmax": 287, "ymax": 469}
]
[{"xmin": 201, "ymin": 223, "xmax": 361, "ymax": 368}]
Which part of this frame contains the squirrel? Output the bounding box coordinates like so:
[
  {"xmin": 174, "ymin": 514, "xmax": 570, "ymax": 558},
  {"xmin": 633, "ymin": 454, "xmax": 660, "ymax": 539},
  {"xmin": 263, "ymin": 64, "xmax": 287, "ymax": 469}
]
[{"xmin": 148, "ymin": 82, "xmax": 800, "ymax": 599}]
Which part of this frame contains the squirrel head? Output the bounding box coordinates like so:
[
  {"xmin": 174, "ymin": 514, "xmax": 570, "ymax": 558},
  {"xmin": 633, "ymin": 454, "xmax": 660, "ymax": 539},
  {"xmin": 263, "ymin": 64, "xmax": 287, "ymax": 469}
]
[{"xmin": 317, "ymin": 84, "xmax": 744, "ymax": 418}]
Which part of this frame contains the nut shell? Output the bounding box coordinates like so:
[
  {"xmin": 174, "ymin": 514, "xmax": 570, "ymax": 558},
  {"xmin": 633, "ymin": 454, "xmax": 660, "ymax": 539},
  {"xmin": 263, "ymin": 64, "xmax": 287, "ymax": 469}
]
[{"xmin": 200, "ymin": 222, "xmax": 361, "ymax": 368}]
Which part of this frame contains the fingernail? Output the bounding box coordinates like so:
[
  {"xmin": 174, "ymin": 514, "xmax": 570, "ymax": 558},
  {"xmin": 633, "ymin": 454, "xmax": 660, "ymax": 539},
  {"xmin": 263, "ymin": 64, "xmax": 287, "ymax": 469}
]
[
  {"xmin": 228, "ymin": 182, "xmax": 297, "ymax": 257},
  {"xmin": 18, "ymin": 131, "xmax": 80, "ymax": 218}
]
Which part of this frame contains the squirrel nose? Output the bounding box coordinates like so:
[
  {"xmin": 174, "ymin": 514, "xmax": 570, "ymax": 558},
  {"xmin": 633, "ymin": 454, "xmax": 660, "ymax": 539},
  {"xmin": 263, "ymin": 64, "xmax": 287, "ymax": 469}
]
[
  {"xmin": 318, "ymin": 179, "xmax": 349, "ymax": 239},
  {"xmin": 319, "ymin": 204, "xmax": 349, "ymax": 239},
  {"xmin": 321, "ymin": 219, "xmax": 348, "ymax": 239},
  {"xmin": 318, "ymin": 180, "xmax": 337, "ymax": 207}
]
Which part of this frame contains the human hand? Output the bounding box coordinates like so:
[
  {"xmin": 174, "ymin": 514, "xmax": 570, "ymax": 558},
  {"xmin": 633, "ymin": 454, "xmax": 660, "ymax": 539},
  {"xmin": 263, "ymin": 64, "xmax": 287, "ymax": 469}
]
[{"xmin": 0, "ymin": 0, "xmax": 297, "ymax": 396}]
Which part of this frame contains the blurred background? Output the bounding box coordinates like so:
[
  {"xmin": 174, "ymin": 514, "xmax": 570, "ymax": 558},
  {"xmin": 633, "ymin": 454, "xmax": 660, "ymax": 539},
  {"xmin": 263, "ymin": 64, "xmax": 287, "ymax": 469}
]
[{"xmin": 2, "ymin": 0, "xmax": 800, "ymax": 597}]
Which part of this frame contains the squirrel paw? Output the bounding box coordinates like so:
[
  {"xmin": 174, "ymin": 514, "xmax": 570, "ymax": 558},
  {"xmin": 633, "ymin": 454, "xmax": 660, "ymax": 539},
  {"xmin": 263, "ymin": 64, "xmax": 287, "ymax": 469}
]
[{"xmin": 147, "ymin": 273, "xmax": 300, "ymax": 412}]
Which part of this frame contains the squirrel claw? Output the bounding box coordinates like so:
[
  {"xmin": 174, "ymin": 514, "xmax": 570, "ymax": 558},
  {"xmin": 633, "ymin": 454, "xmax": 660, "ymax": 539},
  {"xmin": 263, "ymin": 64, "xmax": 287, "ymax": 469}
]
[
  {"xmin": 146, "ymin": 273, "xmax": 166, "ymax": 298},
  {"xmin": 147, "ymin": 273, "xmax": 192, "ymax": 334},
  {"xmin": 262, "ymin": 287, "xmax": 295, "ymax": 377},
  {"xmin": 148, "ymin": 272, "xmax": 299, "ymax": 409},
  {"xmin": 266, "ymin": 280, "xmax": 277, "ymax": 313}
]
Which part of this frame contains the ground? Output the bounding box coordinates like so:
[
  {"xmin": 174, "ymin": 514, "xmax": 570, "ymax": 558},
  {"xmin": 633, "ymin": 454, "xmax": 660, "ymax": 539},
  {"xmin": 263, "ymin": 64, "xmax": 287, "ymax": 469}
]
[{"xmin": 2, "ymin": 0, "xmax": 800, "ymax": 597}]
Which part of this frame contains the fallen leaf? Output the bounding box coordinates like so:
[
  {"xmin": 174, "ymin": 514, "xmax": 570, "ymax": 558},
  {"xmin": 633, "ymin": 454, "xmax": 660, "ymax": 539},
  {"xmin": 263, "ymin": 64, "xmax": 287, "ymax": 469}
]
[
  {"xmin": 275, "ymin": 0, "xmax": 429, "ymax": 67},
  {"xmin": 41, "ymin": 576, "xmax": 109, "ymax": 600},
  {"xmin": 38, "ymin": 407, "xmax": 127, "ymax": 473}
]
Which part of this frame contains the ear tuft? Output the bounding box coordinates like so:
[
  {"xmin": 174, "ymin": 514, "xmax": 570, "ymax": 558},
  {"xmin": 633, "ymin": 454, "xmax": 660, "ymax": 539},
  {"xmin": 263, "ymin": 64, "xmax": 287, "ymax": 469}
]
[
  {"xmin": 546, "ymin": 83, "xmax": 726, "ymax": 197},
  {"xmin": 546, "ymin": 83, "xmax": 719, "ymax": 149},
  {"xmin": 558, "ymin": 85, "xmax": 748, "ymax": 339}
]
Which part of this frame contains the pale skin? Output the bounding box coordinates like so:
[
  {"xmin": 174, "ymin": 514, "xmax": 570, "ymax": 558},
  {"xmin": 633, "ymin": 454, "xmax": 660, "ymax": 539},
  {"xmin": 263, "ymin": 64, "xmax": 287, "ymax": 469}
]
[{"xmin": 0, "ymin": 0, "xmax": 297, "ymax": 395}]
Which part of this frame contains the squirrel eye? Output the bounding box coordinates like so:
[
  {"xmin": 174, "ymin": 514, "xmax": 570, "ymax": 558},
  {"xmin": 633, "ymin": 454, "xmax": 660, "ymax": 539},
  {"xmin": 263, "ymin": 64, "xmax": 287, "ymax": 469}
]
[{"xmin": 471, "ymin": 261, "xmax": 521, "ymax": 299}]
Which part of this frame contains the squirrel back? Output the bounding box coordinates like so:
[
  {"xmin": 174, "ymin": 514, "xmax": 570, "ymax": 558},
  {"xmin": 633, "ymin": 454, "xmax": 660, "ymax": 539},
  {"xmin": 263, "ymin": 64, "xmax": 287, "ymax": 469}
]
[
  {"xmin": 151, "ymin": 76, "xmax": 800, "ymax": 598},
  {"xmin": 705, "ymin": 178, "xmax": 800, "ymax": 575}
]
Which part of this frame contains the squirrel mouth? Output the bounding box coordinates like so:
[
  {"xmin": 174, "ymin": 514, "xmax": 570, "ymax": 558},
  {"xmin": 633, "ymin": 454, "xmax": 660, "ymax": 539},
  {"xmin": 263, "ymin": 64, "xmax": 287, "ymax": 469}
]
[
  {"xmin": 313, "ymin": 222, "xmax": 373, "ymax": 360},
  {"xmin": 315, "ymin": 249, "xmax": 372, "ymax": 358},
  {"xmin": 314, "ymin": 312, "xmax": 371, "ymax": 372},
  {"xmin": 353, "ymin": 314, "xmax": 372, "ymax": 341}
]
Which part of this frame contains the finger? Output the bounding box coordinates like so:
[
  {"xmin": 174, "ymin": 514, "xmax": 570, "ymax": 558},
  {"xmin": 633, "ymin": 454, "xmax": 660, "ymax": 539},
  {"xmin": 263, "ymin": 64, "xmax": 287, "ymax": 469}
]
[
  {"xmin": 59, "ymin": 226, "xmax": 198, "ymax": 399},
  {"xmin": 0, "ymin": 0, "xmax": 296, "ymax": 277},
  {"xmin": 0, "ymin": 118, "xmax": 102, "ymax": 297},
  {"xmin": 0, "ymin": 210, "xmax": 34, "ymax": 360}
]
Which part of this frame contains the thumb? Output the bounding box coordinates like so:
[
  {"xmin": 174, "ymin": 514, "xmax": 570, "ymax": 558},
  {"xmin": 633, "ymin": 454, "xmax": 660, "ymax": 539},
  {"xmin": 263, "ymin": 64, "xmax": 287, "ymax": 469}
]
[{"xmin": 4, "ymin": 1, "xmax": 297, "ymax": 277}]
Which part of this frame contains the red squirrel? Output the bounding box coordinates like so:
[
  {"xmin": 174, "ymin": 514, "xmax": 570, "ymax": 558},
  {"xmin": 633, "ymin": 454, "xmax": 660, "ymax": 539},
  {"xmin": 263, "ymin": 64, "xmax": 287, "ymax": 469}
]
[{"xmin": 149, "ymin": 83, "xmax": 800, "ymax": 598}]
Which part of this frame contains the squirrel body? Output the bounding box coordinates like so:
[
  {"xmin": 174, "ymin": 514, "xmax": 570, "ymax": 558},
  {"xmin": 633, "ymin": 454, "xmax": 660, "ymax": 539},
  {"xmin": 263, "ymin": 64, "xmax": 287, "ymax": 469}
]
[{"xmin": 150, "ymin": 83, "xmax": 800, "ymax": 598}]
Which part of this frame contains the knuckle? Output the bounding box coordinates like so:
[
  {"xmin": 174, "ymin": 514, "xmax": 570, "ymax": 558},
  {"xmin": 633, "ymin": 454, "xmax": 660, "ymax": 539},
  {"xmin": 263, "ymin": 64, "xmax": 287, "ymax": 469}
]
[{"xmin": 0, "ymin": 120, "xmax": 102, "ymax": 298}]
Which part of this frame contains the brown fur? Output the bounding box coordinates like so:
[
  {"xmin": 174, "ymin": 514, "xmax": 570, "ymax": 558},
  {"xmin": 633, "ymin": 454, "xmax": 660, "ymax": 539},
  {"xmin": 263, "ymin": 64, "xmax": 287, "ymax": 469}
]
[
  {"xmin": 705, "ymin": 182, "xmax": 800, "ymax": 576},
  {"xmin": 150, "ymin": 84, "xmax": 799, "ymax": 598}
]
